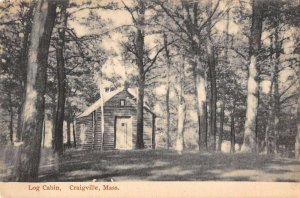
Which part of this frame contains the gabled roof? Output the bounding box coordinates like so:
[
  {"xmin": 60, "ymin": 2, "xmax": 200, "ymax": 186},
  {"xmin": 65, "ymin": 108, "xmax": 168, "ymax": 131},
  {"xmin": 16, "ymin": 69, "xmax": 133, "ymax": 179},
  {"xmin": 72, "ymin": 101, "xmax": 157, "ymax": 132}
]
[{"xmin": 77, "ymin": 87, "xmax": 154, "ymax": 118}]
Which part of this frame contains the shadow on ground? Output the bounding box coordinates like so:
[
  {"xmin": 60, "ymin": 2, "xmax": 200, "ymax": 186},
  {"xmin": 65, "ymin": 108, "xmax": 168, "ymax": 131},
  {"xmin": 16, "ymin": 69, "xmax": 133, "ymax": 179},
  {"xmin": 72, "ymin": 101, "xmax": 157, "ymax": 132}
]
[{"xmin": 36, "ymin": 149, "xmax": 300, "ymax": 182}]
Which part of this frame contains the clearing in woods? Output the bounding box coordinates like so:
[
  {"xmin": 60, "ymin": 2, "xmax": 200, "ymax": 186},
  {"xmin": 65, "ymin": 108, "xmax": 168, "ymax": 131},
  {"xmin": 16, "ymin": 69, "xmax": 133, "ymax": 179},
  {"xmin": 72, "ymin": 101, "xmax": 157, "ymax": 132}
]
[{"xmin": 34, "ymin": 149, "xmax": 300, "ymax": 182}]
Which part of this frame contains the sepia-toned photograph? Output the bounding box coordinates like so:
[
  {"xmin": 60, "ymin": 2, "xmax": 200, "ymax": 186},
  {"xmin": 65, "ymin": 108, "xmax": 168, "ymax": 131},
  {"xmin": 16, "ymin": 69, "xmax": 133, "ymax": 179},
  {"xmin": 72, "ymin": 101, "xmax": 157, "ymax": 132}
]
[{"xmin": 0, "ymin": 0, "xmax": 299, "ymax": 191}]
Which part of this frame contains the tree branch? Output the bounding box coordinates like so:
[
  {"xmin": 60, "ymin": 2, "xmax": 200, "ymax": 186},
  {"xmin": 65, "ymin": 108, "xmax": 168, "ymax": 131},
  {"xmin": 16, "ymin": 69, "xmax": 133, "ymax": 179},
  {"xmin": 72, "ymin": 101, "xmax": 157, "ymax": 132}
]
[
  {"xmin": 68, "ymin": 3, "xmax": 116, "ymax": 15},
  {"xmin": 197, "ymin": 0, "xmax": 221, "ymax": 33},
  {"xmin": 157, "ymin": 1, "xmax": 194, "ymax": 42},
  {"xmin": 144, "ymin": 39, "xmax": 177, "ymax": 76},
  {"xmin": 121, "ymin": 1, "xmax": 137, "ymax": 25},
  {"xmin": 280, "ymin": 94, "xmax": 298, "ymax": 106},
  {"xmin": 279, "ymin": 75, "xmax": 300, "ymax": 98}
]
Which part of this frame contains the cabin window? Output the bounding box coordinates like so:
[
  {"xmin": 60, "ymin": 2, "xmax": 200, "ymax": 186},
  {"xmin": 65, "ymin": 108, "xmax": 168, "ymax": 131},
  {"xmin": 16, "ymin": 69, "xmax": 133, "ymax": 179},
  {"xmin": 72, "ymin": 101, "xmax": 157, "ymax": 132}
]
[{"xmin": 120, "ymin": 99, "xmax": 125, "ymax": 106}]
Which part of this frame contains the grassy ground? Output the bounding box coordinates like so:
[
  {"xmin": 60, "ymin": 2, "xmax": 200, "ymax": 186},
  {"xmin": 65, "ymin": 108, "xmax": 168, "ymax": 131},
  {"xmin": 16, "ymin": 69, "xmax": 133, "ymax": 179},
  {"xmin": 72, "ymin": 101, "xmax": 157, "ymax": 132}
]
[
  {"xmin": 33, "ymin": 149, "xmax": 300, "ymax": 182},
  {"xmin": 1, "ymin": 147, "xmax": 299, "ymax": 182}
]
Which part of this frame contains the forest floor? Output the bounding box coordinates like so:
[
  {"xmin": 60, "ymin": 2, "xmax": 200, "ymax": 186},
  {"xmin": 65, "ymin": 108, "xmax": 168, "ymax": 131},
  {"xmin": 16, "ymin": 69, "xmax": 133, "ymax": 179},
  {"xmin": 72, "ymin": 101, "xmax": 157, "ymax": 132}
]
[
  {"xmin": 34, "ymin": 149, "xmax": 300, "ymax": 182},
  {"xmin": 1, "ymin": 147, "xmax": 300, "ymax": 182}
]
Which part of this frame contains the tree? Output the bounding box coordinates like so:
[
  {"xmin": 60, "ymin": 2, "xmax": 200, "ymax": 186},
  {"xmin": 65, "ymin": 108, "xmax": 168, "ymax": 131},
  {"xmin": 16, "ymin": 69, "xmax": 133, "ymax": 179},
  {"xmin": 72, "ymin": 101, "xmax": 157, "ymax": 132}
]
[
  {"xmin": 53, "ymin": 0, "xmax": 69, "ymax": 155},
  {"xmin": 175, "ymin": 58, "xmax": 186, "ymax": 153},
  {"xmin": 217, "ymin": 7, "xmax": 230, "ymax": 151},
  {"xmin": 156, "ymin": 0, "xmax": 223, "ymax": 152},
  {"xmin": 206, "ymin": 1, "xmax": 218, "ymax": 151},
  {"xmin": 122, "ymin": 0, "xmax": 167, "ymax": 149},
  {"xmin": 218, "ymin": 100, "xmax": 225, "ymax": 151},
  {"xmin": 296, "ymin": 66, "xmax": 300, "ymax": 160},
  {"xmin": 1, "ymin": 80, "xmax": 18, "ymax": 144},
  {"xmin": 164, "ymin": 33, "xmax": 171, "ymax": 149},
  {"xmin": 45, "ymin": 2, "xmax": 108, "ymax": 150},
  {"xmin": 230, "ymin": 98, "xmax": 236, "ymax": 153},
  {"xmin": 259, "ymin": 0, "xmax": 300, "ymax": 155},
  {"xmin": 16, "ymin": 2, "xmax": 35, "ymax": 142},
  {"xmin": 0, "ymin": 1, "xmax": 34, "ymax": 144},
  {"xmin": 15, "ymin": 0, "xmax": 57, "ymax": 181},
  {"xmin": 134, "ymin": 0, "xmax": 146, "ymax": 149},
  {"xmin": 241, "ymin": 0, "xmax": 264, "ymax": 152},
  {"xmin": 294, "ymin": 36, "xmax": 300, "ymax": 160}
]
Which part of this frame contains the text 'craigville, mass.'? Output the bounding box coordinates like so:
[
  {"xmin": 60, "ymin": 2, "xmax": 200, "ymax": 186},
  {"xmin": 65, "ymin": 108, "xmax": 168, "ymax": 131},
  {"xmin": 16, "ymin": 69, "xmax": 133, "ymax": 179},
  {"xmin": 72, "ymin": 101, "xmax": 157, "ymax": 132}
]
[{"xmin": 69, "ymin": 184, "xmax": 119, "ymax": 191}]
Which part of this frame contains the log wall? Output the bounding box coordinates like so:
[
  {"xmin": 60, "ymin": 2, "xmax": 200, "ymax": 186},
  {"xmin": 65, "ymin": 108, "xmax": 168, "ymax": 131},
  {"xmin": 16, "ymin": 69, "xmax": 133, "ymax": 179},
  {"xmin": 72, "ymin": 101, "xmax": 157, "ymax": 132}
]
[{"xmin": 76, "ymin": 90, "xmax": 154, "ymax": 150}]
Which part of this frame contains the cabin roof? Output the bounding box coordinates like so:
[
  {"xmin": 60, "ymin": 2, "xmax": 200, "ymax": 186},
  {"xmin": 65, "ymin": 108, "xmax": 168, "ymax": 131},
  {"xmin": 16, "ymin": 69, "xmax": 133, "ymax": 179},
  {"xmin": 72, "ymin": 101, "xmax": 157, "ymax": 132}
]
[{"xmin": 77, "ymin": 87, "xmax": 154, "ymax": 118}]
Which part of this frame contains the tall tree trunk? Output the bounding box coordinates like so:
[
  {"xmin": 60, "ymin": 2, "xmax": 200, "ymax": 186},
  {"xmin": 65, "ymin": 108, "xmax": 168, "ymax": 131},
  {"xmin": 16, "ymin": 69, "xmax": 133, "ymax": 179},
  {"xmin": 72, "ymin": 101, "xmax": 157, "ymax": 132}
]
[
  {"xmin": 53, "ymin": 2, "xmax": 68, "ymax": 155},
  {"xmin": 255, "ymin": 81, "xmax": 261, "ymax": 152},
  {"xmin": 264, "ymin": 81, "xmax": 274, "ymax": 155},
  {"xmin": 176, "ymin": 61, "xmax": 186, "ymax": 153},
  {"xmin": 73, "ymin": 119, "xmax": 76, "ymax": 148},
  {"xmin": 207, "ymin": 42, "xmax": 217, "ymax": 151},
  {"xmin": 230, "ymin": 100, "xmax": 236, "ymax": 153},
  {"xmin": 16, "ymin": 3, "xmax": 34, "ymax": 142},
  {"xmin": 16, "ymin": 107, "xmax": 22, "ymax": 142},
  {"xmin": 15, "ymin": 0, "xmax": 57, "ymax": 181},
  {"xmin": 205, "ymin": 101, "xmax": 208, "ymax": 150},
  {"xmin": 7, "ymin": 91, "xmax": 14, "ymax": 144},
  {"xmin": 136, "ymin": 79, "xmax": 145, "ymax": 149},
  {"xmin": 100, "ymin": 87, "xmax": 105, "ymax": 151},
  {"xmin": 164, "ymin": 33, "xmax": 171, "ymax": 149},
  {"xmin": 206, "ymin": 0, "xmax": 217, "ymax": 152},
  {"xmin": 9, "ymin": 103, "xmax": 14, "ymax": 144},
  {"xmin": 166, "ymin": 84, "xmax": 170, "ymax": 149},
  {"xmin": 96, "ymin": 70, "xmax": 105, "ymax": 151},
  {"xmin": 93, "ymin": 69, "xmax": 104, "ymax": 150},
  {"xmin": 176, "ymin": 103, "xmax": 185, "ymax": 153},
  {"xmin": 295, "ymin": 66, "xmax": 300, "ymax": 160},
  {"xmin": 135, "ymin": 0, "xmax": 145, "ymax": 149},
  {"xmin": 152, "ymin": 115, "xmax": 156, "ymax": 149},
  {"xmin": 193, "ymin": 56, "xmax": 207, "ymax": 152},
  {"xmin": 42, "ymin": 119, "xmax": 46, "ymax": 148},
  {"xmin": 66, "ymin": 119, "xmax": 71, "ymax": 146},
  {"xmin": 273, "ymin": 27, "xmax": 281, "ymax": 155},
  {"xmin": 181, "ymin": 1, "xmax": 208, "ymax": 152},
  {"xmin": 218, "ymin": 8, "xmax": 229, "ymax": 152},
  {"xmin": 230, "ymin": 113, "xmax": 235, "ymax": 153},
  {"xmin": 218, "ymin": 102, "xmax": 225, "ymax": 151},
  {"xmin": 51, "ymin": 97, "xmax": 56, "ymax": 148},
  {"xmin": 264, "ymin": 37, "xmax": 275, "ymax": 154},
  {"xmin": 241, "ymin": 0, "xmax": 263, "ymax": 153}
]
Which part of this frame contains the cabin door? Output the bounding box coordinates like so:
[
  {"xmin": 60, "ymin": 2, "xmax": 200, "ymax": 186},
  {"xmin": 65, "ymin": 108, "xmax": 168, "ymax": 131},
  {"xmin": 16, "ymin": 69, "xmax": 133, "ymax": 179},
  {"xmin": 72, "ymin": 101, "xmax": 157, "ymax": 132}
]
[{"xmin": 115, "ymin": 117, "xmax": 132, "ymax": 149}]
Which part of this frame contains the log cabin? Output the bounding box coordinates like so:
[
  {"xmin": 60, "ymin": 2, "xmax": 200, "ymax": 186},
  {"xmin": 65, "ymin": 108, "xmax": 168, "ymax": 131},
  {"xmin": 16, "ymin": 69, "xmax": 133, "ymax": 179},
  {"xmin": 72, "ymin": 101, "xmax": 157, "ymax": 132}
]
[{"xmin": 75, "ymin": 86, "xmax": 156, "ymax": 150}]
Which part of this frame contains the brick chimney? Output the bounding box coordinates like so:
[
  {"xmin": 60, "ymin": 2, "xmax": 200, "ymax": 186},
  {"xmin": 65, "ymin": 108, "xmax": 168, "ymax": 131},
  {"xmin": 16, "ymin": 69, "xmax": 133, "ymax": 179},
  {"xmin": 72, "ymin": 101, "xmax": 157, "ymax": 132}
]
[{"xmin": 124, "ymin": 81, "xmax": 129, "ymax": 91}]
